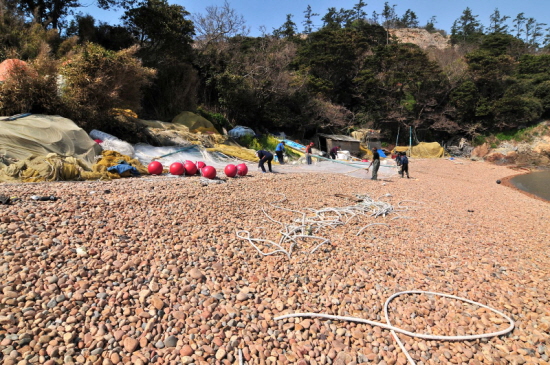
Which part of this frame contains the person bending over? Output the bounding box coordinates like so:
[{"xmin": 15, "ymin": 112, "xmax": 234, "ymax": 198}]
[
  {"xmin": 256, "ymin": 150, "xmax": 273, "ymax": 173},
  {"xmin": 329, "ymin": 146, "xmax": 340, "ymax": 160}
]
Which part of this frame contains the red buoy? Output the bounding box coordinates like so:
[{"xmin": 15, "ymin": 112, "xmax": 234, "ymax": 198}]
[
  {"xmin": 148, "ymin": 161, "xmax": 163, "ymax": 175},
  {"xmin": 201, "ymin": 166, "xmax": 216, "ymax": 179},
  {"xmin": 184, "ymin": 161, "xmax": 197, "ymax": 175},
  {"xmin": 224, "ymin": 164, "xmax": 238, "ymax": 178},
  {"xmin": 236, "ymin": 163, "xmax": 248, "ymax": 176},
  {"xmin": 169, "ymin": 162, "xmax": 185, "ymax": 175},
  {"xmin": 196, "ymin": 161, "xmax": 206, "ymax": 169}
]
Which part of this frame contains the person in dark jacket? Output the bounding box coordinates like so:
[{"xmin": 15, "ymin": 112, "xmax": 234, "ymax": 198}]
[
  {"xmin": 399, "ymin": 152, "xmax": 410, "ymax": 178},
  {"xmin": 256, "ymin": 150, "xmax": 273, "ymax": 173},
  {"xmin": 329, "ymin": 146, "xmax": 340, "ymax": 159},
  {"xmin": 368, "ymin": 148, "xmax": 380, "ymax": 180}
]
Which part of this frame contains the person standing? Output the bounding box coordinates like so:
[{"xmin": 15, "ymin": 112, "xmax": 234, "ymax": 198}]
[
  {"xmin": 368, "ymin": 147, "xmax": 380, "ymax": 180},
  {"xmin": 275, "ymin": 141, "xmax": 285, "ymax": 165},
  {"xmin": 399, "ymin": 152, "xmax": 410, "ymax": 178},
  {"xmin": 305, "ymin": 142, "xmax": 314, "ymax": 165},
  {"xmin": 256, "ymin": 150, "xmax": 273, "ymax": 173},
  {"xmin": 329, "ymin": 146, "xmax": 340, "ymax": 160}
]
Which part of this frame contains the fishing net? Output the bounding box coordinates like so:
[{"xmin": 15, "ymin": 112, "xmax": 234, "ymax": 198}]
[{"xmin": 276, "ymin": 156, "xmax": 398, "ymax": 179}]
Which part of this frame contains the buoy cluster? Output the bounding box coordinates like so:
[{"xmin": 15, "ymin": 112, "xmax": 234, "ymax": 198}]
[{"xmin": 147, "ymin": 161, "xmax": 248, "ymax": 180}]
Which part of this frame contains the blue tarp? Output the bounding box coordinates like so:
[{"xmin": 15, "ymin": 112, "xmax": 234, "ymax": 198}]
[
  {"xmin": 377, "ymin": 149, "xmax": 386, "ymax": 158},
  {"xmin": 107, "ymin": 164, "xmax": 140, "ymax": 176}
]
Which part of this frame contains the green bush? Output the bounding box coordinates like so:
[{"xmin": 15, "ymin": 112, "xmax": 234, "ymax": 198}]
[
  {"xmin": 239, "ymin": 134, "xmax": 300, "ymax": 158},
  {"xmin": 473, "ymin": 135, "xmax": 486, "ymax": 146}
]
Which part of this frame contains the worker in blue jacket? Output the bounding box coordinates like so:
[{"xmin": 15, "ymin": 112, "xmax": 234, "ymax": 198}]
[
  {"xmin": 275, "ymin": 141, "xmax": 285, "ymax": 164},
  {"xmin": 256, "ymin": 150, "xmax": 273, "ymax": 173}
]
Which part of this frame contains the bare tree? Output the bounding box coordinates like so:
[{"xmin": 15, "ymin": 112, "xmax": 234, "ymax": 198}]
[{"xmin": 192, "ymin": 0, "xmax": 248, "ymax": 50}]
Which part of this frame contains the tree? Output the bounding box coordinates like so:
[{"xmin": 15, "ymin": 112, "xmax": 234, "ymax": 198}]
[
  {"xmin": 15, "ymin": 0, "xmax": 135, "ymax": 31},
  {"xmin": 524, "ymin": 18, "xmax": 547, "ymax": 47},
  {"xmin": 122, "ymin": 0, "xmax": 194, "ymax": 62},
  {"xmin": 302, "ymin": 5, "xmax": 319, "ymax": 34},
  {"xmin": 273, "ymin": 14, "xmax": 297, "ymax": 38},
  {"xmin": 351, "ymin": 0, "xmax": 367, "ymax": 22},
  {"xmin": 321, "ymin": 7, "xmax": 352, "ymax": 29},
  {"xmin": 397, "ymin": 9, "xmax": 419, "ymax": 28},
  {"xmin": 192, "ymin": 0, "xmax": 248, "ymax": 49},
  {"xmin": 488, "ymin": 8, "xmax": 509, "ymax": 34},
  {"xmin": 513, "ymin": 13, "xmax": 526, "ymax": 39},
  {"xmin": 66, "ymin": 14, "xmax": 135, "ymax": 51},
  {"xmin": 450, "ymin": 7, "xmax": 484, "ymax": 45},
  {"xmin": 381, "ymin": 2, "xmax": 397, "ymax": 29},
  {"xmin": 424, "ymin": 16, "xmax": 437, "ymax": 33}
]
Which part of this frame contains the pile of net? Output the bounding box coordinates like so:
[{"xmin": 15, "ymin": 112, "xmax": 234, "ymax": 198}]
[
  {"xmin": 0, "ymin": 151, "xmax": 149, "ymax": 183},
  {"xmin": 394, "ymin": 142, "xmax": 446, "ymax": 158},
  {"xmin": 0, "ymin": 114, "xmax": 101, "ymax": 166}
]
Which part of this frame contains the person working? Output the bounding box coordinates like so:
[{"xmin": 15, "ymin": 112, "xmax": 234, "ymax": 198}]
[
  {"xmin": 329, "ymin": 146, "xmax": 340, "ymax": 160},
  {"xmin": 256, "ymin": 150, "xmax": 273, "ymax": 173},
  {"xmin": 399, "ymin": 152, "xmax": 410, "ymax": 178},
  {"xmin": 305, "ymin": 142, "xmax": 314, "ymax": 165},
  {"xmin": 275, "ymin": 141, "xmax": 285, "ymax": 165},
  {"xmin": 368, "ymin": 147, "xmax": 380, "ymax": 180}
]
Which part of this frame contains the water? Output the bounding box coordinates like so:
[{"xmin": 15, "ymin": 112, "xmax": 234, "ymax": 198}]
[{"xmin": 510, "ymin": 170, "xmax": 550, "ymax": 201}]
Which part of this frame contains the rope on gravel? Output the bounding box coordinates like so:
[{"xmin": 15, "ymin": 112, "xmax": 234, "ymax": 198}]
[
  {"xmin": 236, "ymin": 193, "xmax": 403, "ymax": 259},
  {"xmin": 274, "ymin": 290, "xmax": 515, "ymax": 365}
]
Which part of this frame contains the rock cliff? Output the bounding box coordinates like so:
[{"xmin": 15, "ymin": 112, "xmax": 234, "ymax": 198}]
[{"xmin": 389, "ymin": 28, "xmax": 450, "ymax": 49}]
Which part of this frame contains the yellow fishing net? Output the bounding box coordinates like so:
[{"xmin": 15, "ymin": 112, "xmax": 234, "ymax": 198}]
[
  {"xmin": 207, "ymin": 144, "xmax": 259, "ymax": 162},
  {"xmin": 394, "ymin": 142, "xmax": 446, "ymax": 158},
  {"xmin": 0, "ymin": 150, "xmax": 149, "ymax": 183}
]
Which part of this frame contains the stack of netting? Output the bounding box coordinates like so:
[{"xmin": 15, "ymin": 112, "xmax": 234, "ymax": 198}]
[{"xmin": 0, "ymin": 150, "xmax": 150, "ymax": 183}]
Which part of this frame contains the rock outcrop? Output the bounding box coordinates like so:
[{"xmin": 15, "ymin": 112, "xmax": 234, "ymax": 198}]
[{"xmin": 389, "ymin": 28, "xmax": 450, "ymax": 49}]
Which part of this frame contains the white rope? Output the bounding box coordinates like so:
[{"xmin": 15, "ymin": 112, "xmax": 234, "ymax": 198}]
[
  {"xmin": 237, "ymin": 193, "xmax": 405, "ymax": 259},
  {"xmin": 275, "ymin": 290, "xmax": 515, "ymax": 365}
]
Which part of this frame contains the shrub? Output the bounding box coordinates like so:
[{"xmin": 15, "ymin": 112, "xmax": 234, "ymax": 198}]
[
  {"xmin": 59, "ymin": 43, "xmax": 155, "ymax": 130},
  {"xmin": 473, "ymin": 135, "xmax": 486, "ymax": 146},
  {"xmin": 0, "ymin": 52, "xmax": 61, "ymax": 115},
  {"xmin": 239, "ymin": 134, "xmax": 300, "ymax": 158}
]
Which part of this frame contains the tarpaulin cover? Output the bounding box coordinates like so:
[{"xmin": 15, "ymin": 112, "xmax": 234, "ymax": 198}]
[{"xmin": 0, "ymin": 114, "xmax": 102, "ymax": 167}]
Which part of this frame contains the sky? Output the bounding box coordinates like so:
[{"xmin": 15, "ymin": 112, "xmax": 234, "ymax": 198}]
[{"xmin": 79, "ymin": 0, "xmax": 550, "ymax": 36}]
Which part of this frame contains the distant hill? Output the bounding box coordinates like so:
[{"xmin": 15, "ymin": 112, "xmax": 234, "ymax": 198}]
[{"xmin": 389, "ymin": 28, "xmax": 450, "ymax": 49}]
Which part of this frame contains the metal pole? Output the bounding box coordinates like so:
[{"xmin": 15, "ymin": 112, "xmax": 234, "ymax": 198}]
[
  {"xmin": 396, "ymin": 126, "xmax": 400, "ymax": 147},
  {"xmin": 409, "ymin": 126, "xmax": 412, "ymax": 155}
]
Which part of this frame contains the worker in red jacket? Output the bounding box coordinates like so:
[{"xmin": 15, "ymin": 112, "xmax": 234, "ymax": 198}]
[{"xmin": 305, "ymin": 142, "xmax": 314, "ymax": 165}]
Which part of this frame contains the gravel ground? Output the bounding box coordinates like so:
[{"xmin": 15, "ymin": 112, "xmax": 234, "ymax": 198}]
[{"xmin": 1, "ymin": 158, "xmax": 549, "ymax": 365}]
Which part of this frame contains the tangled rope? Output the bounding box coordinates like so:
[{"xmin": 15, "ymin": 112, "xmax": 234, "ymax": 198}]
[
  {"xmin": 236, "ymin": 193, "xmax": 422, "ymax": 259},
  {"xmin": 274, "ymin": 290, "xmax": 515, "ymax": 365}
]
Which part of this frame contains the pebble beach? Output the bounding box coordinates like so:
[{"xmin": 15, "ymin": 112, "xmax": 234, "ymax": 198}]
[{"xmin": 1, "ymin": 158, "xmax": 549, "ymax": 365}]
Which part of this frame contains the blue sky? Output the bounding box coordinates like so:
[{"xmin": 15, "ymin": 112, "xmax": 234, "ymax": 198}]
[{"xmin": 80, "ymin": 0, "xmax": 550, "ymax": 36}]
